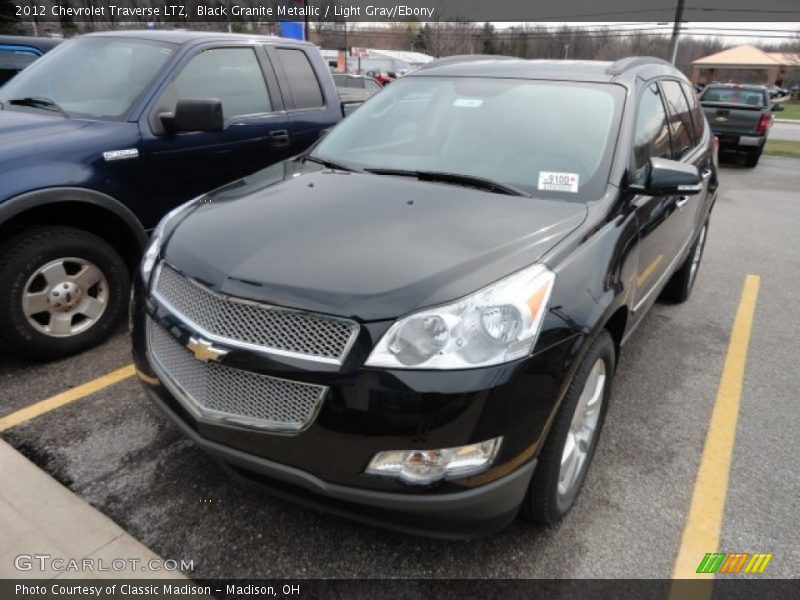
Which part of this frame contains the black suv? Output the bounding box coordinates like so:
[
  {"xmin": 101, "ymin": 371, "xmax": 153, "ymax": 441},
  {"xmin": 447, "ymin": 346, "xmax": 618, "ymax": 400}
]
[{"xmin": 132, "ymin": 56, "xmax": 717, "ymax": 537}]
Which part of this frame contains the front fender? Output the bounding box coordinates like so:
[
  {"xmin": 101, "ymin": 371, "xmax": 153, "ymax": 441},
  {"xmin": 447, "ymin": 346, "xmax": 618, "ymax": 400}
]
[{"xmin": 0, "ymin": 186, "xmax": 148, "ymax": 250}]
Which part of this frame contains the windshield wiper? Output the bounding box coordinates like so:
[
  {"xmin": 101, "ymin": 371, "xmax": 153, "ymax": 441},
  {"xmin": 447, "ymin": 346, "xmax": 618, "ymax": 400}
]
[
  {"xmin": 365, "ymin": 168, "xmax": 529, "ymax": 197},
  {"xmin": 7, "ymin": 97, "xmax": 69, "ymax": 117},
  {"xmin": 303, "ymin": 155, "xmax": 359, "ymax": 173}
]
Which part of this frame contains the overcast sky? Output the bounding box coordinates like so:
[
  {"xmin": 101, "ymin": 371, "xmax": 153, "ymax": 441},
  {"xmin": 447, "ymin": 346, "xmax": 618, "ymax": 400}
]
[{"xmin": 491, "ymin": 22, "xmax": 800, "ymax": 45}]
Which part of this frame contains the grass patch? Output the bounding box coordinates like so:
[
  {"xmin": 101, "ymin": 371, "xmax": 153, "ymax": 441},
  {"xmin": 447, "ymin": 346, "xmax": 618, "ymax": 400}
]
[
  {"xmin": 776, "ymin": 102, "xmax": 800, "ymax": 121},
  {"xmin": 764, "ymin": 139, "xmax": 800, "ymax": 158}
]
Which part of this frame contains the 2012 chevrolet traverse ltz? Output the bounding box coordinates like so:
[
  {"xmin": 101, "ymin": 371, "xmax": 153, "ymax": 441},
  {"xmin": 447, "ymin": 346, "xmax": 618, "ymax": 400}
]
[{"xmin": 132, "ymin": 56, "xmax": 718, "ymax": 538}]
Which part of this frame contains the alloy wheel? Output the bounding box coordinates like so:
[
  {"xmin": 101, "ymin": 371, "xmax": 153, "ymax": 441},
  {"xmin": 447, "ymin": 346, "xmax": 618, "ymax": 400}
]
[
  {"xmin": 558, "ymin": 358, "xmax": 606, "ymax": 502},
  {"xmin": 22, "ymin": 257, "xmax": 109, "ymax": 337}
]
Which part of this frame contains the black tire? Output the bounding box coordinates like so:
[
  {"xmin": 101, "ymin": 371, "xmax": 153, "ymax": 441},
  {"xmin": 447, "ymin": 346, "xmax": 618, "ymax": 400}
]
[
  {"xmin": 0, "ymin": 226, "xmax": 130, "ymax": 361},
  {"xmin": 519, "ymin": 331, "xmax": 615, "ymax": 524},
  {"xmin": 744, "ymin": 147, "xmax": 761, "ymax": 168},
  {"xmin": 660, "ymin": 221, "xmax": 708, "ymax": 304}
]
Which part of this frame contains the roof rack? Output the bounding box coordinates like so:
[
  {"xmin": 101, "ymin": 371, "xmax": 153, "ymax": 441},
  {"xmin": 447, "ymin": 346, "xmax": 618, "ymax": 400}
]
[
  {"xmin": 418, "ymin": 54, "xmax": 517, "ymax": 70},
  {"xmin": 605, "ymin": 56, "xmax": 674, "ymax": 76}
]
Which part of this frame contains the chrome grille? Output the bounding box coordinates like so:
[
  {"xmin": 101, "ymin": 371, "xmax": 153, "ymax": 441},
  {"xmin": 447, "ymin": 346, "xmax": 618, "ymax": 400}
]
[
  {"xmin": 153, "ymin": 263, "xmax": 358, "ymax": 363},
  {"xmin": 147, "ymin": 319, "xmax": 327, "ymax": 432}
]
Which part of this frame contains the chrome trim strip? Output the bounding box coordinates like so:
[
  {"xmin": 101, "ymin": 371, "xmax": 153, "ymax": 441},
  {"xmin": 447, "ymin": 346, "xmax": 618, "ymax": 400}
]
[
  {"xmin": 633, "ymin": 233, "xmax": 694, "ymax": 313},
  {"xmin": 146, "ymin": 320, "xmax": 328, "ymax": 433},
  {"xmin": 151, "ymin": 262, "xmax": 360, "ymax": 366}
]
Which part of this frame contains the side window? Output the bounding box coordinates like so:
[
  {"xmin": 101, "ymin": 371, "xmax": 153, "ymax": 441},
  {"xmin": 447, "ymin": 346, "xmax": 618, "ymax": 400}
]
[
  {"xmin": 0, "ymin": 49, "xmax": 39, "ymax": 85},
  {"xmin": 681, "ymin": 82, "xmax": 706, "ymax": 142},
  {"xmin": 661, "ymin": 80, "xmax": 695, "ymax": 157},
  {"xmin": 174, "ymin": 48, "xmax": 271, "ymax": 121},
  {"xmin": 632, "ymin": 84, "xmax": 672, "ymax": 186},
  {"xmin": 275, "ymin": 48, "xmax": 324, "ymax": 110}
]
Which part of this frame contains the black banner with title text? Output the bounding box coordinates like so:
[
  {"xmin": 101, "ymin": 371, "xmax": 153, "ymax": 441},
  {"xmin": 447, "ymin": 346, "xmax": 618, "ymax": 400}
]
[{"xmin": 2, "ymin": 0, "xmax": 800, "ymax": 24}]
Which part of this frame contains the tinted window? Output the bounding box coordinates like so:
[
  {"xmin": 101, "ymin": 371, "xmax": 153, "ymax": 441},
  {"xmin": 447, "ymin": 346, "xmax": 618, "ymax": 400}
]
[
  {"xmin": 276, "ymin": 48, "xmax": 324, "ymax": 109},
  {"xmin": 174, "ymin": 48, "xmax": 270, "ymax": 120},
  {"xmin": 0, "ymin": 37, "xmax": 174, "ymax": 119},
  {"xmin": 633, "ymin": 84, "xmax": 672, "ymax": 185},
  {"xmin": 681, "ymin": 82, "xmax": 705, "ymax": 142},
  {"xmin": 313, "ymin": 77, "xmax": 623, "ymax": 201},
  {"xmin": 661, "ymin": 80, "xmax": 694, "ymax": 157},
  {"xmin": 0, "ymin": 49, "xmax": 39, "ymax": 85}
]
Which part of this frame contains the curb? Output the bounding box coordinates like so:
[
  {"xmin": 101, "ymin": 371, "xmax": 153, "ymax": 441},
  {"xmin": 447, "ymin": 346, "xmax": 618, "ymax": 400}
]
[{"xmin": 0, "ymin": 438, "xmax": 187, "ymax": 580}]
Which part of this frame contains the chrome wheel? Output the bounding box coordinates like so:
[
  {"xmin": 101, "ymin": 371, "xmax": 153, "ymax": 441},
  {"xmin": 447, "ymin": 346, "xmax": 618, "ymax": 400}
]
[
  {"xmin": 558, "ymin": 358, "xmax": 606, "ymax": 501},
  {"xmin": 688, "ymin": 225, "xmax": 707, "ymax": 289},
  {"xmin": 22, "ymin": 257, "xmax": 109, "ymax": 337}
]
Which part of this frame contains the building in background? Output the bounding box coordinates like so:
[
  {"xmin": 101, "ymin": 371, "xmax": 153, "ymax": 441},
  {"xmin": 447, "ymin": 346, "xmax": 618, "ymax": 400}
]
[
  {"xmin": 320, "ymin": 48, "xmax": 433, "ymax": 75},
  {"xmin": 691, "ymin": 44, "xmax": 800, "ymax": 87}
]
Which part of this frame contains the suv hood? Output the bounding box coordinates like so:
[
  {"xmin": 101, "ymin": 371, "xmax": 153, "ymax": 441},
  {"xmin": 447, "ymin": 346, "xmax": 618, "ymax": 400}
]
[
  {"xmin": 163, "ymin": 161, "xmax": 587, "ymax": 321},
  {"xmin": 0, "ymin": 108, "xmax": 89, "ymax": 147}
]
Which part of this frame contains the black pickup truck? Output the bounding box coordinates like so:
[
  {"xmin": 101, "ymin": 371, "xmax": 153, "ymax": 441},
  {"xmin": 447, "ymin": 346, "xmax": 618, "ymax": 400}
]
[
  {"xmin": 0, "ymin": 31, "xmax": 350, "ymax": 359},
  {"xmin": 699, "ymin": 83, "xmax": 784, "ymax": 167}
]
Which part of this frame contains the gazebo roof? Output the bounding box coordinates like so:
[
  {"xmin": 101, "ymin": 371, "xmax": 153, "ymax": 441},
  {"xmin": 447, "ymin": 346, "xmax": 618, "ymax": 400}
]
[{"xmin": 693, "ymin": 45, "xmax": 782, "ymax": 68}]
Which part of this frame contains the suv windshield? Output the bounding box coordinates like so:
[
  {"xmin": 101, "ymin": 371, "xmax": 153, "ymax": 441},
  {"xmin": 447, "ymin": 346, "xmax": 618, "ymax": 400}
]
[
  {"xmin": 0, "ymin": 37, "xmax": 175, "ymax": 120},
  {"xmin": 312, "ymin": 76, "xmax": 623, "ymax": 200}
]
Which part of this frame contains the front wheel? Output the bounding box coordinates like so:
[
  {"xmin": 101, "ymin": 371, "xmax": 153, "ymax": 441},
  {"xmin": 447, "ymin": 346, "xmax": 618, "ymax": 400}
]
[
  {"xmin": 0, "ymin": 227, "xmax": 130, "ymax": 360},
  {"xmin": 520, "ymin": 331, "xmax": 615, "ymax": 524}
]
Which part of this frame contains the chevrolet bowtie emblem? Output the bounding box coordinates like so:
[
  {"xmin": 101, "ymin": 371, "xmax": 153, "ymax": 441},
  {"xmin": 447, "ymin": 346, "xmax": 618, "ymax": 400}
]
[{"xmin": 186, "ymin": 337, "xmax": 228, "ymax": 362}]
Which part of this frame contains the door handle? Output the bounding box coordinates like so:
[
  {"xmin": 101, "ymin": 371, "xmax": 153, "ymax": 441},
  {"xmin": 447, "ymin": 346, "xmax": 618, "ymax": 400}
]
[
  {"xmin": 676, "ymin": 196, "xmax": 690, "ymax": 208},
  {"xmin": 701, "ymin": 168, "xmax": 713, "ymax": 178},
  {"xmin": 269, "ymin": 130, "xmax": 290, "ymax": 148}
]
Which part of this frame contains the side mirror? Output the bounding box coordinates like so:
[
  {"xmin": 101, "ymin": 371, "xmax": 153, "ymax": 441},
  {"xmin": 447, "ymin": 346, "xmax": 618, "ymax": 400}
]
[
  {"xmin": 772, "ymin": 104, "xmax": 784, "ymax": 112},
  {"xmin": 632, "ymin": 157, "xmax": 702, "ymax": 196},
  {"xmin": 159, "ymin": 99, "xmax": 223, "ymax": 134}
]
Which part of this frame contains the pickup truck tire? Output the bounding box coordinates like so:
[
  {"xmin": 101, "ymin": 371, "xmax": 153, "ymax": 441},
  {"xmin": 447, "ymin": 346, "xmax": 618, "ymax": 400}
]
[
  {"xmin": 661, "ymin": 222, "xmax": 709, "ymax": 304},
  {"xmin": 0, "ymin": 227, "xmax": 129, "ymax": 360},
  {"xmin": 744, "ymin": 148, "xmax": 762, "ymax": 168},
  {"xmin": 519, "ymin": 331, "xmax": 615, "ymax": 524}
]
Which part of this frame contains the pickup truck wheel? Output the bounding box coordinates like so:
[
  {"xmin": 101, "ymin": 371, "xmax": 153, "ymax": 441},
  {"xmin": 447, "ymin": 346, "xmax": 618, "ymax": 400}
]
[
  {"xmin": 0, "ymin": 227, "xmax": 129, "ymax": 360},
  {"xmin": 519, "ymin": 331, "xmax": 615, "ymax": 524},
  {"xmin": 660, "ymin": 222, "xmax": 708, "ymax": 304},
  {"xmin": 744, "ymin": 148, "xmax": 762, "ymax": 168}
]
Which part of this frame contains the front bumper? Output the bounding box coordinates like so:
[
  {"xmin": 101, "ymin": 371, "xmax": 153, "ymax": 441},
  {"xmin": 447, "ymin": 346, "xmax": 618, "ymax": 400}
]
[
  {"xmin": 144, "ymin": 383, "xmax": 536, "ymax": 538},
  {"xmin": 131, "ymin": 268, "xmax": 580, "ymax": 537}
]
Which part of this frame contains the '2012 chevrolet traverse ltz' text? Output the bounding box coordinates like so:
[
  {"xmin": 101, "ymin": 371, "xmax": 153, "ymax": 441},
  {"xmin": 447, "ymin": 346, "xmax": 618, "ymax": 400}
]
[{"xmin": 132, "ymin": 56, "xmax": 717, "ymax": 538}]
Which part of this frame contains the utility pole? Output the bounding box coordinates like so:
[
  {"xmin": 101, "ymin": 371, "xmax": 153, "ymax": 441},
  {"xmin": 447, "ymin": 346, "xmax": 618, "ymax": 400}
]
[
  {"xmin": 304, "ymin": 0, "xmax": 310, "ymax": 41},
  {"xmin": 343, "ymin": 22, "xmax": 348, "ymax": 73},
  {"xmin": 669, "ymin": 0, "xmax": 685, "ymax": 65}
]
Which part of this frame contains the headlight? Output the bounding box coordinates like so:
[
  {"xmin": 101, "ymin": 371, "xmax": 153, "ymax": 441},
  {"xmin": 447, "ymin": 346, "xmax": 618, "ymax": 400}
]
[
  {"xmin": 365, "ymin": 437, "xmax": 502, "ymax": 485},
  {"xmin": 140, "ymin": 199, "xmax": 198, "ymax": 282},
  {"xmin": 366, "ymin": 264, "xmax": 555, "ymax": 369}
]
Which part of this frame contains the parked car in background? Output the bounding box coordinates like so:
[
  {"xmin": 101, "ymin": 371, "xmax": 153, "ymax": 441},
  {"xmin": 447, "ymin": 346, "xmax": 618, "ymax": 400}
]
[
  {"xmin": 332, "ymin": 73, "xmax": 382, "ymax": 109},
  {"xmin": 132, "ymin": 56, "xmax": 717, "ymax": 537},
  {"xmin": 766, "ymin": 84, "xmax": 789, "ymax": 100},
  {"xmin": 699, "ymin": 83, "xmax": 782, "ymax": 167},
  {"xmin": 0, "ymin": 30, "xmax": 351, "ymax": 360},
  {"xmin": 365, "ymin": 70, "xmax": 395, "ymax": 86},
  {"xmin": 0, "ymin": 36, "xmax": 61, "ymax": 86}
]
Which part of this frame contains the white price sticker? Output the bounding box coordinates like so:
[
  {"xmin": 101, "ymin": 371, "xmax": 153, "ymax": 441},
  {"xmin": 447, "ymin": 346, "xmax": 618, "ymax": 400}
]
[
  {"xmin": 453, "ymin": 98, "xmax": 483, "ymax": 108},
  {"xmin": 538, "ymin": 171, "xmax": 579, "ymax": 193}
]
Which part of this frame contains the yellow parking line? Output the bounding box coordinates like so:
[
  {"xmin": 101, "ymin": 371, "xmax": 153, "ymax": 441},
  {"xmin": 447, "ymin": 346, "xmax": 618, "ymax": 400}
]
[
  {"xmin": 671, "ymin": 275, "xmax": 760, "ymax": 584},
  {"xmin": 0, "ymin": 364, "xmax": 135, "ymax": 432}
]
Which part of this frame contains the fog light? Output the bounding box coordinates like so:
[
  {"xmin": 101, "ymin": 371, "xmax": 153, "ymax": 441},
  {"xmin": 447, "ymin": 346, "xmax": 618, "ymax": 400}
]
[{"xmin": 365, "ymin": 437, "xmax": 502, "ymax": 485}]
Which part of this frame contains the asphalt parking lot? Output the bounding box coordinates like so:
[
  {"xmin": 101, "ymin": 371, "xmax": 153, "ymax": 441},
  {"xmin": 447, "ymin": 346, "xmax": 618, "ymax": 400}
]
[{"xmin": 1, "ymin": 156, "xmax": 798, "ymax": 579}]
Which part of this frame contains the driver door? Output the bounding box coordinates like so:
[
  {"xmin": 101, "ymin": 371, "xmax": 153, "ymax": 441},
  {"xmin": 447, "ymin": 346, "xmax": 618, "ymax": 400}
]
[{"xmin": 133, "ymin": 43, "xmax": 291, "ymax": 228}]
